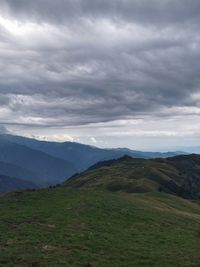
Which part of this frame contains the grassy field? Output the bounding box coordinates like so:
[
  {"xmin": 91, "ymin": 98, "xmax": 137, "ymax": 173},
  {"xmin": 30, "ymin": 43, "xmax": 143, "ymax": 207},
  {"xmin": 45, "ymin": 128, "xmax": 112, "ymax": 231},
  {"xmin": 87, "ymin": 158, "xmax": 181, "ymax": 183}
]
[{"xmin": 0, "ymin": 187, "xmax": 200, "ymax": 267}]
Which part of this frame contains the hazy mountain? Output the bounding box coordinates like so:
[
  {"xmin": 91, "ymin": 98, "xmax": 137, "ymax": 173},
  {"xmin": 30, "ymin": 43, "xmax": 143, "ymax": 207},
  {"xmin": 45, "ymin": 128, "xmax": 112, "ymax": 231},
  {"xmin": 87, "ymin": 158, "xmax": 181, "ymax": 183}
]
[
  {"xmin": 0, "ymin": 174, "xmax": 37, "ymax": 193},
  {"xmin": 177, "ymin": 146, "xmax": 200, "ymax": 154},
  {"xmin": 66, "ymin": 154, "xmax": 200, "ymax": 199},
  {"xmin": 114, "ymin": 147, "xmax": 186, "ymax": 159},
  {"xmin": 0, "ymin": 134, "xmax": 188, "ymax": 192},
  {"xmin": 0, "ymin": 161, "xmax": 35, "ymax": 181},
  {"xmin": 0, "ymin": 138, "xmax": 76, "ymax": 186},
  {"xmin": 0, "ymin": 134, "xmax": 186, "ymax": 173}
]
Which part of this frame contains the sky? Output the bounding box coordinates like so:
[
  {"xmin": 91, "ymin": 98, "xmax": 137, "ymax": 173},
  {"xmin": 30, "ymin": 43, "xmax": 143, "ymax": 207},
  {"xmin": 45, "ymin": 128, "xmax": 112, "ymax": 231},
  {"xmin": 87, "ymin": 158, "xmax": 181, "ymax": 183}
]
[{"xmin": 0, "ymin": 0, "xmax": 200, "ymax": 151}]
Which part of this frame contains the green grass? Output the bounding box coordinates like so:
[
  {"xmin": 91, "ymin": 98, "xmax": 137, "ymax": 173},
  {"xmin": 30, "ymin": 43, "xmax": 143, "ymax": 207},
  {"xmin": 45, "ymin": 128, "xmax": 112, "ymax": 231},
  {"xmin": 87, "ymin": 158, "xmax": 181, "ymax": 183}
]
[
  {"xmin": 0, "ymin": 187, "xmax": 200, "ymax": 266},
  {"xmin": 65, "ymin": 155, "xmax": 200, "ymax": 199}
]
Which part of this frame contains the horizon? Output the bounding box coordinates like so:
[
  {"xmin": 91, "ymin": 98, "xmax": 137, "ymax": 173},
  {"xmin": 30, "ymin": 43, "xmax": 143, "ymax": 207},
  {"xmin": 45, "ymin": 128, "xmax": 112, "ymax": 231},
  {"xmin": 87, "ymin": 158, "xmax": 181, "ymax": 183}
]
[{"xmin": 0, "ymin": 132, "xmax": 199, "ymax": 154}]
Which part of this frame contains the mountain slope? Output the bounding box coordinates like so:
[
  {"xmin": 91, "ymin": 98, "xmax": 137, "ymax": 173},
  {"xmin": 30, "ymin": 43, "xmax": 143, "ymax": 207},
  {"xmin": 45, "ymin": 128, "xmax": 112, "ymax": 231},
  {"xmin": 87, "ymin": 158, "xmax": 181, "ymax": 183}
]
[
  {"xmin": 0, "ymin": 187, "xmax": 199, "ymax": 266},
  {"xmin": 0, "ymin": 139, "xmax": 76, "ymax": 186},
  {"xmin": 0, "ymin": 134, "xmax": 186, "ymax": 172},
  {"xmin": 0, "ymin": 161, "xmax": 35, "ymax": 182},
  {"xmin": 66, "ymin": 154, "xmax": 200, "ymax": 199},
  {"xmin": 0, "ymin": 162, "xmax": 39, "ymax": 193},
  {"xmin": 0, "ymin": 174, "xmax": 37, "ymax": 193}
]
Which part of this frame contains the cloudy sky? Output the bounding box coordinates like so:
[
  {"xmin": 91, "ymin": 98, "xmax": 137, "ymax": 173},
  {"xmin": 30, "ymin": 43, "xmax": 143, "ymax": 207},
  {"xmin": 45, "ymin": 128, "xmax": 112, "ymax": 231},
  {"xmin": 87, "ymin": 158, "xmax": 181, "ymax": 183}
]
[{"xmin": 0, "ymin": 0, "xmax": 200, "ymax": 151}]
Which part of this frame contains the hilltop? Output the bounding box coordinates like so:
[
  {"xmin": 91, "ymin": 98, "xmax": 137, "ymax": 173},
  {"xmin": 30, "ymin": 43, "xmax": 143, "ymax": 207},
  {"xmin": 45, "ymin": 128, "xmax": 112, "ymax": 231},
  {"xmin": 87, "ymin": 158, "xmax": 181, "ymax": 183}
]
[{"xmin": 66, "ymin": 154, "xmax": 200, "ymax": 199}]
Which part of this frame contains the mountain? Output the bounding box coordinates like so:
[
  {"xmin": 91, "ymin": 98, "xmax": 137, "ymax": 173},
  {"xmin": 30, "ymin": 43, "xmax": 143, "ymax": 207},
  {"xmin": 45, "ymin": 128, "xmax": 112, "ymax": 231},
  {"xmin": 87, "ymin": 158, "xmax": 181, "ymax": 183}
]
[
  {"xmin": 0, "ymin": 134, "xmax": 186, "ymax": 173},
  {"xmin": 0, "ymin": 161, "xmax": 38, "ymax": 192},
  {"xmin": 0, "ymin": 161, "xmax": 35, "ymax": 181},
  {"xmin": 0, "ymin": 134, "xmax": 188, "ymax": 192},
  {"xmin": 0, "ymin": 174, "xmax": 37, "ymax": 193},
  {"xmin": 0, "ymin": 138, "xmax": 76, "ymax": 187},
  {"xmin": 66, "ymin": 154, "xmax": 200, "ymax": 199},
  {"xmin": 114, "ymin": 147, "xmax": 186, "ymax": 158},
  {"xmin": 177, "ymin": 146, "xmax": 200, "ymax": 154}
]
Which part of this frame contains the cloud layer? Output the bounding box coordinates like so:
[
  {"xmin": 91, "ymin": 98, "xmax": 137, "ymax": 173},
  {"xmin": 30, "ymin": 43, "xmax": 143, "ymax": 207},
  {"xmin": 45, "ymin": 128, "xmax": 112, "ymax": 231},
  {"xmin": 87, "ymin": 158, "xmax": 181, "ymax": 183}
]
[{"xmin": 0, "ymin": 0, "xmax": 200, "ymax": 149}]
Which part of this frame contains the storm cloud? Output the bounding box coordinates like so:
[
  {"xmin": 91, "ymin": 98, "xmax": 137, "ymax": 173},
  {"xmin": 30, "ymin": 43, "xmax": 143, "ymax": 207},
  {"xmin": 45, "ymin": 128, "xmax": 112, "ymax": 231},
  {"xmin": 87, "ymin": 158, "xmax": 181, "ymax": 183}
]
[{"xmin": 0, "ymin": 0, "xmax": 200, "ymax": 149}]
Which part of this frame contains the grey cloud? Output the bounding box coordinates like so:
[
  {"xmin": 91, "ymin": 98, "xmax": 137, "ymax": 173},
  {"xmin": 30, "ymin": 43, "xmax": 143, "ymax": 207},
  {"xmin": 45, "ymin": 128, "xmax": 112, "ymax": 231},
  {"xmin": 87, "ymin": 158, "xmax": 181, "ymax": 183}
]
[
  {"xmin": 0, "ymin": 0, "xmax": 200, "ymax": 130},
  {"xmin": 1, "ymin": 0, "xmax": 200, "ymax": 26},
  {"xmin": 0, "ymin": 94, "xmax": 10, "ymax": 106}
]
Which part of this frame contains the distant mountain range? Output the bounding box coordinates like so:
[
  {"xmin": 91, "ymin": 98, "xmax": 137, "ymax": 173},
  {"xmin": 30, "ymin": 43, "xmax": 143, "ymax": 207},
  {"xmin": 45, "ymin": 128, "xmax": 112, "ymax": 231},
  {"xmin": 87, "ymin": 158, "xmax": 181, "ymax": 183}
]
[
  {"xmin": 0, "ymin": 174, "xmax": 37, "ymax": 193},
  {"xmin": 0, "ymin": 134, "xmax": 188, "ymax": 192},
  {"xmin": 177, "ymin": 146, "xmax": 200, "ymax": 154},
  {"xmin": 0, "ymin": 137, "xmax": 76, "ymax": 187}
]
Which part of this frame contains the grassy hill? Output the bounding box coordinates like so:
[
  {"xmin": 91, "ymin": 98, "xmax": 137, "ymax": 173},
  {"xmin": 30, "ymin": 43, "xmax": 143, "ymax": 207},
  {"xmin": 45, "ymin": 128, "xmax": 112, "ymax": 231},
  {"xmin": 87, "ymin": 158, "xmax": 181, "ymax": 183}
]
[
  {"xmin": 66, "ymin": 154, "xmax": 200, "ymax": 199},
  {"xmin": 0, "ymin": 187, "xmax": 200, "ymax": 266},
  {"xmin": 0, "ymin": 154, "xmax": 200, "ymax": 266}
]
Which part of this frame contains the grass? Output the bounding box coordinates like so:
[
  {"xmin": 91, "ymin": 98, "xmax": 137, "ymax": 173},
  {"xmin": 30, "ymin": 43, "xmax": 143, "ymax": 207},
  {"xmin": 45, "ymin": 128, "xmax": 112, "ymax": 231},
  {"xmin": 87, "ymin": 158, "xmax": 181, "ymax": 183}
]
[
  {"xmin": 65, "ymin": 155, "xmax": 200, "ymax": 199},
  {"xmin": 0, "ymin": 187, "xmax": 200, "ymax": 266}
]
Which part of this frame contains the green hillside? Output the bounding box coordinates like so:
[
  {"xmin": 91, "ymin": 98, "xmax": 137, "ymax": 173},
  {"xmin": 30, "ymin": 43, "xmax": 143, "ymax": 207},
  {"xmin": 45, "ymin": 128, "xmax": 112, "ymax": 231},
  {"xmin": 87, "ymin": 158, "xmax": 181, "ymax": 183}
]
[
  {"xmin": 0, "ymin": 188, "xmax": 200, "ymax": 266},
  {"xmin": 66, "ymin": 154, "xmax": 200, "ymax": 199},
  {"xmin": 0, "ymin": 154, "xmax": 200, "ymax": 266}
]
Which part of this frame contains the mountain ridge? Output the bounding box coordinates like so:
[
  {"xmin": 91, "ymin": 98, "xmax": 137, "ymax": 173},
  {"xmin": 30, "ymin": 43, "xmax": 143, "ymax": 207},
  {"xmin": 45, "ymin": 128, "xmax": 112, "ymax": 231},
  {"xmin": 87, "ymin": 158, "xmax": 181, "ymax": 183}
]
[
  {"xmin": 0, "ymin": 134, "xmax": 191, "ymax": 193},
  {"xmin": 65, "ymin": 154, "xmax": 200, "ymax": 199},
  {"xmin": 0, "ymin": 174, "xmax": 37, "ymax": 193},
  {"xmin": 0, "ymin": 134, "xmax": 187, "ymax": 171},
  {"xmin": 0, "ymin": 138, "xmax": 77, "ymax": 187}
]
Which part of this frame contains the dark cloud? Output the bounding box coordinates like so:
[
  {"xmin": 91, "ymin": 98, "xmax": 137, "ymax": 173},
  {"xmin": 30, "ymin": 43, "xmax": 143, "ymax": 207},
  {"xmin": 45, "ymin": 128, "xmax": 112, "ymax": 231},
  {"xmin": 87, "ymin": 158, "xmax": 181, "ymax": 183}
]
[
  {"xmin": 0, "ymin": 0, "xmax": 200, "ymax": 130},
  {"xmin": 2, "ymin": 0, "xmax": 200, "ymax": 26}
]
